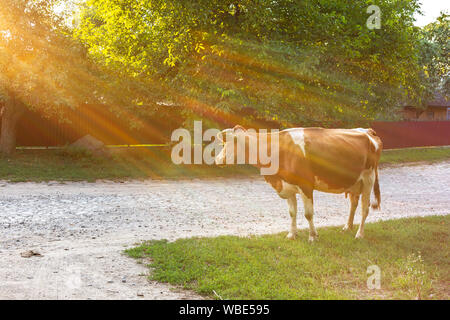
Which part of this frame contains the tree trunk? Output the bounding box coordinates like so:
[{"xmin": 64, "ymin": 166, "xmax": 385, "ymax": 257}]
[{"xmin": 0, "ymin": 98, "xmax": 26, "ymax": 156}]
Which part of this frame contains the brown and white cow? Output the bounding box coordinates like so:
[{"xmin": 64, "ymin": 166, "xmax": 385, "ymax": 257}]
[{"xmin": 215, "ymin": 126, "xmax": 382, "ymax": 241}]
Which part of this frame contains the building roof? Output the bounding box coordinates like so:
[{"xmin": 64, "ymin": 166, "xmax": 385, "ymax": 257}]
[
  {"xmin": 427, "ymin": 93, "xmax": 449, "ymax": 107},
  {"xmin": 402, "ymin": 92, "xmax": 449, "ymax": 109}
]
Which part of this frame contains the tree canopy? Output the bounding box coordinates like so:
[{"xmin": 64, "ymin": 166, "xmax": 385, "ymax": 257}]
[
  {"xmin": 418, "ymin": 12, "xmax": 449, "ymax": 99},
  {"xmin": 0, "ymin": 0, "xmax": 97, "ymax": 115},
  {"xmin": 75, "ymin": 0, "xmax": 435, "ymax": 127},
  {"xmin": 0, "ymin": 0, "xmax": 160, "ymax": 154},
  {"xmin": 1, "ymin": 1, "xmax": 447, "ymax": 154}
]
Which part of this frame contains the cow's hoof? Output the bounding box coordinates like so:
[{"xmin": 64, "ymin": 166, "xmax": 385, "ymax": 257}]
[
  {"xmin": 286, "ymin": 232, "xmax": 296, "ymax": 240},
  {"xmin": 355, "ymin": 232, "xmax": 364, "ymax": 239},
  {"xmin": 308, "ymin": 234, "xmax": 318, "ymax": 242},
  {"xmin": 342, "ymin": 225, "xmax": 352, "ymax": 232}
]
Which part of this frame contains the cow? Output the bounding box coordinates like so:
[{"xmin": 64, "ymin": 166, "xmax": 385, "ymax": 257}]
[{"xmin": 215, "ymin": 125, "xmax": 382, "ymax": 241}]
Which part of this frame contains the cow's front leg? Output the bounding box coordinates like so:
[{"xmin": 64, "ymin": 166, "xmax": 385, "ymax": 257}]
[
  {"xmin": 301, "ymin": 193, "xmax": 318, "ymax": 242},
  {"xmin": 286, "ymin": 196, "xmax": 297, "ymax": 239}
]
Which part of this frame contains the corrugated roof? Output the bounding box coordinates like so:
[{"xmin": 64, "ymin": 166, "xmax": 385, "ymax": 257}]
[
  {"xmin": 402, "ymin": 92, "xmax": 449, "ymax": 108},
  {"xmin": 428, "ymin": 93, "xmax": 449, "ymax": 107}
]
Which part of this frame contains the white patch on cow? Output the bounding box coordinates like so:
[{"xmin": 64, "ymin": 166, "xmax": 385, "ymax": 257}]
[
  {"xmin": 354, "ymin": 168, "xmax": 374, "ymax": 184},
  {"xmin": 353, "ymin": 128, "xmax": 379, "ymax": 151},
  {"xmin": 353, "ymin": 128, "xmax": 369, "ymax": 134},
  {"xmin": 343, "ymin": 168, "xmax": 373, "ymax": 194},
  {"xmin": 284, "ymin": 128, "xmax": 306, "ymax": 155},
  {"xmin": 278, "ymin": 180, "xmax": 302, "ymax": 198}
]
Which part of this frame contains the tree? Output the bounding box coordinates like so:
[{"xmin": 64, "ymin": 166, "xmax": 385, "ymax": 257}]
[
  {"xmin": 418, "ymin": 12, "xmax": 449, "ymax": 99},
  {"xmin": 74, "ymin": 0, "xmax": 428, "ymax": 126},
  {"xmin": 0, "ymin": 0, "xmax": 159, "ymax": 155},
  {"xmin": 0, "ymin": 0, "xmax": 87, "ymax": 154}
]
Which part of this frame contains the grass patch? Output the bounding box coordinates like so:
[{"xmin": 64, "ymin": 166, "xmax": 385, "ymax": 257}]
[
  {"xmin": 0, "ymin": 146, "xmax": 449, "ymax": 182},
  {"xmin": 126, "ymin": 216, "xmax": 449, "ymax": 300},
  {"xmin": 0, "ymin": 148, "xmax": 257, "ymax": 182},
  {"xmin": 380, "ymin": 146, "xmax": 450, "ymax": 164}
]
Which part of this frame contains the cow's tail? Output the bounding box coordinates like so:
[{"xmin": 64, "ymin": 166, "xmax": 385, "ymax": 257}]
[{"xmin": 371, "ymin": 166, "xmax": 381, "ymax": 210}]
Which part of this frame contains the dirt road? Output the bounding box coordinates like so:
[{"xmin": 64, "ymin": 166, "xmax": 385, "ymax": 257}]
[{"xmin": 0, "ymin": 161, "xmax": 449, "ymax": 299}]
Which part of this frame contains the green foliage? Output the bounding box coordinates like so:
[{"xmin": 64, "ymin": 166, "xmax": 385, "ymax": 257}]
[
  {"xmin": 0, "ymin": 0, "xmax": 161, "ymax": 129},
  {"xmin": 0, "ymin": 0, "xmax": 97, "ymax": 115},
  {"xmin": 75, "ymin": 0, "xmax": 428, "ymax": 124},
  {"xmin": 418, "ymin": 13, "xmax": 450, "ymax": 99},
  {"xmin": 126, "ymin": 216, "xmax": 449, "ymax": 300}
]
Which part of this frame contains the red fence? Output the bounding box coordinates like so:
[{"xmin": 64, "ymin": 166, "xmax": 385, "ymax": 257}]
[
  {"xmin": 6, "ymin": 104, "xmax": 185, "ymax": 146},
  {"xmin": 2, "ymin": 105, "xmax": 450, "ymax": 149},
  {"xmin": 371, "ymin": 121, "xmax": 450, "ymax": 149}
]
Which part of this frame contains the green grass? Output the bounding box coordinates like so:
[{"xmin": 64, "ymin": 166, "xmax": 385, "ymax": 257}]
[
  {"xmin": 0, "ymin": 147, "xmax": 257, "ymax": 182},
  {"xmin": 126, "ymin": 216, "xmax": 449, "ymax": 300},
  {"xmin": 380, "ymin": 146, "xmax": 450, "ymax": 164},
  {"xmin": 0, "ymin": 145, "xmax": 449, "ymax": 182}
]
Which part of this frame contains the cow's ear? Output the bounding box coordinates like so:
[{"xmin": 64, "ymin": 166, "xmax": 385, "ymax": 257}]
[
  {"xmin": 218, "ymin": 128, "xmax": 234, "ymax": 142},
  {"xmin": 216, "ymin": 131, "xmax": 224, "ymax": 142},
  {"xmin": 233, "ymin": 125, "xmax": 246, "ymax": 133}
]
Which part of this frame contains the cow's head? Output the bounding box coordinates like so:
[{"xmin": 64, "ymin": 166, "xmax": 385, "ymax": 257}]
[{"xmin": 214, "ymin": 125, "xmax": 256, "ymax": 166}]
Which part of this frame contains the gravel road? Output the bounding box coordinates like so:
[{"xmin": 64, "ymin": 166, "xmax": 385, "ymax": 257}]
[{"xmin": 0, "ymin": 161, "xmax": 449, "ymax": 299}]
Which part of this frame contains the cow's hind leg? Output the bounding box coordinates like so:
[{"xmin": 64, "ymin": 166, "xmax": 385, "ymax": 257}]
[
  {"xmin": 355, "ymin": 171, "xmax": 375, "ymax": 239},
  {"xmin": 301, "ymin": 192, "xmax": 318, "ymax": 242},
  {"xmin": 286, "ymin": 196, "xmax": 298, "ymax": 239},
  {"xmin": 343, "ymin": 193, "xmax": 360, "ymax": 231}
]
